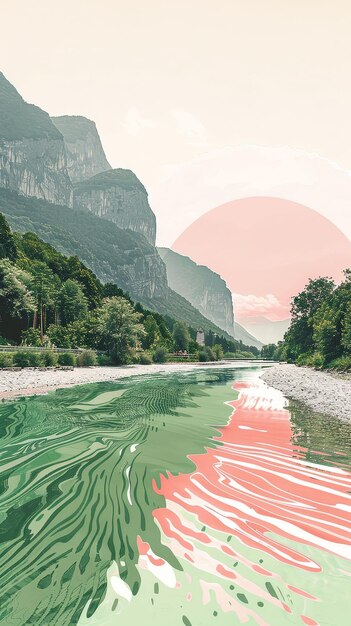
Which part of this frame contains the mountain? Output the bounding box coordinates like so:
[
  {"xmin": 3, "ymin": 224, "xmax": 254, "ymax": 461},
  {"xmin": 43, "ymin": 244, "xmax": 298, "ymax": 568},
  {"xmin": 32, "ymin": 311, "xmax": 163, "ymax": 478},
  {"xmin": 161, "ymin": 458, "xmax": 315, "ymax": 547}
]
[
  {"xmin": 240, "ymin": 316, "xmax": 290, "ymax": 345},
  {"xmin": 158, "ymin": 247, "xmax": 234, "ymax": 335},
  {"xmin": 0, "ymin": 188, "xmax": 166, "ymax": 302},
  {"xmin": 157, "ymin": 247, "xmax": 262, "ymax": 348},
  {"xmin": 0, "ymin": 72, "xmax": 72, "ymax": 206},
  {"xmin": 234, "ymin": 321, "xmax": 263, "ymax": 349},
  {"xmin": 73, "ymin": 169, "xmax": 156, "ymax": 245},
  {"xmin": 51, "ymin": 115, "xmax": 111, "ymax": 183},
  {"xmin": 0, "ymin": 73, "xmax": 246, "ymax": 343},
  {"xmin": 0, "ymin": 189, "xmax": 236, "ymax": 340}
]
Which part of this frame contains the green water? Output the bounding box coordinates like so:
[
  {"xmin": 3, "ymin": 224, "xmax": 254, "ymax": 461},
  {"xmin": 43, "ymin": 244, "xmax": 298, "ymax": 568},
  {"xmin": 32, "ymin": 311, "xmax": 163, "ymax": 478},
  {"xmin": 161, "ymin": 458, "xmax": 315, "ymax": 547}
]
[
  {"xmin": 0, "ymin": 369, "xmax": 239, "ymax": 625},
  {"xmin": 0, "ymin": 367, "xmax": 350, "ymax": 626}
]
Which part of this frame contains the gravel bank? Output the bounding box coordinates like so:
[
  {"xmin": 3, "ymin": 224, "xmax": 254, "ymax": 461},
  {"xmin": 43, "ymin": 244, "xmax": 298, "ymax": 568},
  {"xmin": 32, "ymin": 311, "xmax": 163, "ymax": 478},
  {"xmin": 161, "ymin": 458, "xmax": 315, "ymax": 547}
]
[
  {"xmin": 0, "ymin": 361, "xmax": 260, "ymax": 400},
  {"xmin": 261, "ymin": 364, "xmax": 351, "ymax": 419}
]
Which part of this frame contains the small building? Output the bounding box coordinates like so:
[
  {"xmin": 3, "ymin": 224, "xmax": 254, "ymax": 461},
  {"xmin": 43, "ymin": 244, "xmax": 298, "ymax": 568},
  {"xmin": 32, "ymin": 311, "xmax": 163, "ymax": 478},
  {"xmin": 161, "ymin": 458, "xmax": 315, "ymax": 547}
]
[{"xmin": 196, "ymin": 328, "xmax": 205, "ymax": 346}]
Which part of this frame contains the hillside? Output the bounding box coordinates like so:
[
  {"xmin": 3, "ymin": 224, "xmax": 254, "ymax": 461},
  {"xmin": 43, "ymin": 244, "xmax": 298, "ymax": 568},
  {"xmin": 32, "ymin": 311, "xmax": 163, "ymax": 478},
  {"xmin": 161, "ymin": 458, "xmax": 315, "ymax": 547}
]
[
  {"xmin": 158, "ymin": 246, "xmax": 262, "ymax": 348},
  {"xmin": 158, "ymin": 247, "xmax": 234, "ymax": 335},
  {"xmin": 0, "ymin": 189, "xmax": 238, "ymax": 340}
]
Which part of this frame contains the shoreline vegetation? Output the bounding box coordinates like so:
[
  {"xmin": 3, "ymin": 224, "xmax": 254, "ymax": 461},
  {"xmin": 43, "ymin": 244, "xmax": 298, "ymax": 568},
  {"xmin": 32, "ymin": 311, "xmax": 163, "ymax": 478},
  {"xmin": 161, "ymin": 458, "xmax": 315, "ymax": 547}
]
[
  {"xmin": 261, "ymin": 272, "xmax": 351, "ymax": 372},
  {"xmin": 0, "ymin": 213, "xmax": 259, "ymax": 368},
  {"xmin": 261, "ymin": 363, "xmax": 351, "ymax": 420}
]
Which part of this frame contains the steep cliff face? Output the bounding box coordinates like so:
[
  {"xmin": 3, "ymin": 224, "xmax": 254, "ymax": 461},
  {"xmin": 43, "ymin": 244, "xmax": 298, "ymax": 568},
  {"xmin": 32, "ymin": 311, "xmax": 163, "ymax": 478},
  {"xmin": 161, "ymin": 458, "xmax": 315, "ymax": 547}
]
[
  {"xmin": 158, "ymin": 247, "xmax": 235, "ymax": 335},
  {"xmin": 73, "ymin": 169, "xmax": 156, "ymax": 245},
  {"xmin": 0, "ymin": 189, "xmax": 167, "ymax": 303},
  {"xmin": 51, "ymin": 115, "xmax": 111, "ymax": 183},
  {"xmin": 1, "ymin": 189, "xmax": 237, "ymax": 339},
  {"xmin": 0, "ymin": 72, "xmax": 72, "ymax": 206}
]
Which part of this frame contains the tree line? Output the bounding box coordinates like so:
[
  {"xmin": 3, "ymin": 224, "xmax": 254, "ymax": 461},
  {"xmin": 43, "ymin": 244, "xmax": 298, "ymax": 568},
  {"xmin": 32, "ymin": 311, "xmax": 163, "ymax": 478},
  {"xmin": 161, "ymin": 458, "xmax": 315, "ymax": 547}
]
[
  {"xmin": 0, "ymin": 213, "xmax": 258, "ymax": 365},
  {"xmin": 261, "ymin": 271, "xmax": 351, "ymax": 370}
]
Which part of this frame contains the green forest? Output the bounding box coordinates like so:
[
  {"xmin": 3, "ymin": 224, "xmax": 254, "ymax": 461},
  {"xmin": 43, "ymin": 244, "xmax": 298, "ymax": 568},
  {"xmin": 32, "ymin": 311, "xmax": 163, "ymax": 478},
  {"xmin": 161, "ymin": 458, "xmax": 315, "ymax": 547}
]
[
  {"xmin": 261, "ymin": 272, "xmax": 351, "ymax": 370},
  {"xmin": 0, "ymin": 212, "xmax": 257, "ymax": 367}
]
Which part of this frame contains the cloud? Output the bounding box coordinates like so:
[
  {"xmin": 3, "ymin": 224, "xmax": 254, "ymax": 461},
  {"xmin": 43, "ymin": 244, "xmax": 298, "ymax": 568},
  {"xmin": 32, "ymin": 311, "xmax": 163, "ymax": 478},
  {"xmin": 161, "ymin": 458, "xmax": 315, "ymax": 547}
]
[
  {"xmin": 171, "ymin": 108, "xmax": 208, "ymax": 147},
  {"xmin": 123, "ymin": 106, "xmax": 158, "ymax": 136},
  {"xmin": 233, "ymin": 293, "xmax": 290, "ymax": 320}
]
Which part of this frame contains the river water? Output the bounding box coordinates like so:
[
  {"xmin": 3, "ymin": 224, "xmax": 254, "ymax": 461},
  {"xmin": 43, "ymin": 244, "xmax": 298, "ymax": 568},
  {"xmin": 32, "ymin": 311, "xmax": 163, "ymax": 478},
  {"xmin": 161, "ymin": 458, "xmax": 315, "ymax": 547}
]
[{"xmin": 0, "ymin": 367, "xmax": 350, "ymax": 626}]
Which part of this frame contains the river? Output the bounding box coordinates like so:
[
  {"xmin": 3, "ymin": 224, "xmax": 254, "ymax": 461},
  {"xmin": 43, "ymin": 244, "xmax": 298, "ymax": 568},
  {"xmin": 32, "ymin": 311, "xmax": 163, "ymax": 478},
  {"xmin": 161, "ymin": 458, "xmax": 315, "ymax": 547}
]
[{"xmin": 0, "ymin": 366, "xmax": 350, "ymax": 626}]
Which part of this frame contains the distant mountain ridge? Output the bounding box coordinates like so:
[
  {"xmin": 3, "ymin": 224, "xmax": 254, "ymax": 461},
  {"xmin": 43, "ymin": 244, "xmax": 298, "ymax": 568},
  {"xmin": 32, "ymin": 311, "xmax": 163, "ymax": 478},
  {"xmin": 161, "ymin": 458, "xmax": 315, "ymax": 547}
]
[
  {"xmin": 158, "ymin": 246, "xmax": 262, "ymax": 348},
  {"xmin": 240, "ymin": 316, "xmax": 290, "ymax": 344},
  {"xmin": 158, "ymin": 247, "xmax": 234, "ymax": 335}
]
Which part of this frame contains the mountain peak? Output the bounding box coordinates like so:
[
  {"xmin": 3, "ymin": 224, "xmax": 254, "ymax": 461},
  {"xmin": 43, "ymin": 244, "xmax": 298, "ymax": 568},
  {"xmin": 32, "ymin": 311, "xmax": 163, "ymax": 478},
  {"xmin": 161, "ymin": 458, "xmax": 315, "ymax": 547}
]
[
  {"xmin": 0, "ymin": 71, "xmax": 62, "ymax": 141},
  {"xmin": 51, "ymin": 114, "xmax": 111, "ymax": 183}
]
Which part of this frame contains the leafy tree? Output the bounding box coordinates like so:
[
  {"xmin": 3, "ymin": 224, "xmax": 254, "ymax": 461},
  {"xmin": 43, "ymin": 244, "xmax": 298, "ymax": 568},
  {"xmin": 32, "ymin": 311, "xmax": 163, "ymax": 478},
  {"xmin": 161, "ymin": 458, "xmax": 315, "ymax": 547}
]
[
  {"xmin": 98, "ymin": 296, "xmax": 145, "ymax": 364},
  {"xmin": 261, "ymin": 343, "xmax": 277, "ymax": 359},
  {"xmin": 0, "ymin": 213, "xmax": 17, "ymax": 260},
  {"xmin": 29, "ymin": 261, "xmax": 59, "ymax": 338},
  {"xmin": 172, "ymin": 321, "xmax": 191, "ymax": 351},
  {"xmin": 342, "ymin": 302, "xmax": 351, "ymax": 353},
  {"xmin": 212, "ymin": 344, "xmax": 224, "ymax": 360},
  {"xmin": 21, "ymin": 327, "xmax": 42, "ymax": 346},
  {"xmin": 46, "ymin": 324, "xmax": 71, "ymax": 348},
  {"xmin": 285, "ymin": 277, "xmax": 335, "ymax": 359},
  {"xmin": 0, "ymin": 259, "xmax": 35, "ymax": 318},
  {"xmin": 59, "ymin": 279, "xmax": 88, "ymax": 325},
  {"xmin": 142, "ymin": 314, "xmax": 160, "ymax": 349}
]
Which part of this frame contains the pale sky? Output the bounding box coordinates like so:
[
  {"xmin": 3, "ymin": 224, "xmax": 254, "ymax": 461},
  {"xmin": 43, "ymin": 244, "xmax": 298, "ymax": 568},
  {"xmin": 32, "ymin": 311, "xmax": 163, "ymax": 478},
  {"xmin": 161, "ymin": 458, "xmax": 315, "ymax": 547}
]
[
  {"xmin": 2, "ymin": 0, "xmax": 351, "ymax": 333},
  {"xmin": 2, "ymin": 0, "xmax": 351, "ymax": 196}
]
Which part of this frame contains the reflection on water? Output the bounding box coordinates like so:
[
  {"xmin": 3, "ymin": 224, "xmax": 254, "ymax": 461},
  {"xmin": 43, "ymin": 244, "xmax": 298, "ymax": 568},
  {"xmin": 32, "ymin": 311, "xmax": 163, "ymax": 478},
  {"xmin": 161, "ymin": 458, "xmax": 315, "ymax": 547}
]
[{"xmin": 0, "ymin": 368, "xmax": 350, "ymax": 626}]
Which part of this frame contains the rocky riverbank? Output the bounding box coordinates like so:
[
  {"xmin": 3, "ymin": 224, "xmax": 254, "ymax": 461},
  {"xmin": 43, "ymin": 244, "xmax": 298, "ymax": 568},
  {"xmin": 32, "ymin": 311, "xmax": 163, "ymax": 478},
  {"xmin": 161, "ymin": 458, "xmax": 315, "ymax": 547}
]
[
  {"xmin": 0, "ymin": 361, "xmax": 259, "ymax": 400},
  {"xmin": 261, "ymin": 364, "xmax": 351, "ymax": 419}
]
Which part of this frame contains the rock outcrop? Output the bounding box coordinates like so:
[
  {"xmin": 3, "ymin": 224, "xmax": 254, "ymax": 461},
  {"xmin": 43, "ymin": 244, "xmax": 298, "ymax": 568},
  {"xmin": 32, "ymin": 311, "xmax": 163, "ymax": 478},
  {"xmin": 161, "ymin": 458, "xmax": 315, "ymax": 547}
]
[
  {"xmin": 73, "ymin": 169, "xmax": 156, "ymax": 245},
  {"xmin": 0, "ymin": 72, "xmax": 72, "ymax": 206},
  {"xmin": 158, "ymin": 247, "xmax": 262, "ymax": 347},
  {"xmin": 158, "ymin": 247, "xmax": 235, "ymax": 336},
  {"xmin": 0, "ymin": 189, "xmax": 166, "ymax": 303},
  {"xmin": 51, "ymin": 115, "xmax": 111, "ymax": 183}
]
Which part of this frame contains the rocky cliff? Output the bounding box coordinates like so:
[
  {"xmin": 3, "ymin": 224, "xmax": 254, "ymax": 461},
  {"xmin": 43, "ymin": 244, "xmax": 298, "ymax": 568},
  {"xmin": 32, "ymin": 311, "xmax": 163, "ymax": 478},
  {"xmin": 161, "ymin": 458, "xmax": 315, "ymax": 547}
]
[
  {"xmin": 73, "ymin": 169, "xmax": 156, "ymax": 245},
  {"xmin": 158, "ymin": 247, "xmax": 262, "ymax": 347},
  {"xmin": 0, "ymin": 72, "xmax": 72, "ymax": 206},
  {"xmin": 0, "ymin": 189, "xmax": 166, "ymax": 303},
  {"xmin": 158, "ymin": 247, "xmax": 235, "ymax": 335},
  {"xmin": 51, "ymin": 115, "xmax": 111, "ymax": 183},
  {"xmin": 1, "ymin": 190, "xmax": 237, "ymax": 339}
]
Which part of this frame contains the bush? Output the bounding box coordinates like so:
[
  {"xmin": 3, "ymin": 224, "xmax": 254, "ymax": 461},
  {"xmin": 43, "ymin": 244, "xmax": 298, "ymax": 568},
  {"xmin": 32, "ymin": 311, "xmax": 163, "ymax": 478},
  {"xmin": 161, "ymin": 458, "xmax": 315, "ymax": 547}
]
[
  {"xmin": 0, "ymin": 353, "xmax": 13, "ymax": 368},
  {"xmin": 13, "ymin": 350, "xmax": 42, "ymax": 367},
  {"xmin": 139, "ymin": 352, "xmax": 153, "ymax": 365},
  {"xmin": 77, "ymin": 350, "xmax": 97, "ymax": 367},
  {"xmin": 41, "ymin": 351, "xmax": 58, "ymax": 367},
  {"xmin": 152, "ymin": 346, "xmax": 167, "ymax": 363},
  {"xmin": 198, "ymin": 351, "xmax": 208, "ymax": 362},
  {"xmin": 97, "ymin": 353, "xmax": 113, "ymax": 366},
  {"xmin": 224, "ymin": 352, "xmax": 236, "ymax": 359},
  {"xmin": 0, "ymin": 336, "xmax": 10, "ymax": 346},
  {"xmin": 326, "ymin": 356, "xmax": 351, "ymax": 371},
  {"xmin": 58, "ymin": 352, "xmax": 76, "ymax": 367},
  {"xmin": 296, "ymin": 353, "xmax": 310, "ymax": 366},
  {"xmin": 311, "ymin": 352, "xmax": 324, "ymax": 369},
  {"xmin": 205, "ymin": 347, "xmax": 215, "ymax": 361},
  {"xmin": 21, "ymin": 328, "xmax": 42, "ymax": 347}
]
